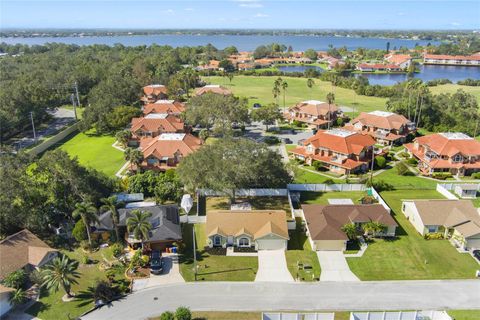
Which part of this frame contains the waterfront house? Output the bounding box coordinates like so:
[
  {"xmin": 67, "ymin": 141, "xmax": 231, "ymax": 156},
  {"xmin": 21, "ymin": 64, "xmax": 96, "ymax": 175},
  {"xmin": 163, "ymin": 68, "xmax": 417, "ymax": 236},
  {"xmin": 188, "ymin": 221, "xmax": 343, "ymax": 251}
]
[
  {"xmin": 384, "ymin": 53, "xmax": 412, "ymax": 68},
  {"xmin": 423, "ymin": 54, "xmax": 480, "ymax": 66}
]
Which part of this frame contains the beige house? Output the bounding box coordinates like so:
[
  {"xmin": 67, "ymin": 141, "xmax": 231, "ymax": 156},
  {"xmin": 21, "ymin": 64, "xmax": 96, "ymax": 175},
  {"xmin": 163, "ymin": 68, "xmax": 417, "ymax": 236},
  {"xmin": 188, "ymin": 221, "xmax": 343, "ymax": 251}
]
[
  {"xmin": 302, "ymin": 204, "xmax": 397, "ymax": 251},
  {"xmin": 402, "ymin": 199, "xmax": 480, "ymax": 250},
  {"xmin": 205, "ymin": 210, "xmax": 289, "ymax": 250}
]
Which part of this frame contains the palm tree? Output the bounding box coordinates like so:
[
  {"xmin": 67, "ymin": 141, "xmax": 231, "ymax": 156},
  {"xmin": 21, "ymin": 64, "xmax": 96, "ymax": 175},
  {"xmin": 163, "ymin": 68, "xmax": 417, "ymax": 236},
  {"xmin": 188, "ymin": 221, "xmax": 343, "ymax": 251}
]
[
  {"xmin": 362, "ymin": 221, "xmax": 386, "ymax": 238},
  {"xmin": 100, "ymin": 196, "xmax": 124, "ymax": 243},
  {"xmin": 341, "ymin": 223, "xmax": 358, "ymax": 240},
  {"xmin": 416, "ymin": 84, "xmax": 428, "ymax": 128},
  {"xmin": 115, "ymin": 130, "xmax": 132, "ymax": 148},
  {"xmin": 326, "ymin": 92, "xmax": 335, "ymax": 129},
  {"xmin": 126, "ymin": 210, "xmax": 152, "ymax": 250},
  {"xmin": 306, "ymin": 78, "xmax": 315, "ymax": 99},
  {"xmin": 281, "ymin": 80, "xmax": 288, "ymax": 113},
  {"xmin": 9, "ymin": 288, "xmax": 27, "ymax": 306},
  {"xmin": 41, "ymin": 255, "xmax": 80, "ymax": 298},
  {"xmin": 72, "ymin": 202, "xmax": 98, "ymax": 247},
  {"xmin": 124, "ymin": 147, "xmax": 144, "ymax": 171}
]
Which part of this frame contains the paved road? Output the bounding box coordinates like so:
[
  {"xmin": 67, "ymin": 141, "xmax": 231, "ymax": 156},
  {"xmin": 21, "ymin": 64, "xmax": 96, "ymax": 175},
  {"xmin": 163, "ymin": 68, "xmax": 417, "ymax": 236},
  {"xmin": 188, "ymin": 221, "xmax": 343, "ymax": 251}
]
[
  {"xmin": 244, "ymin": 121, "xmax": 312, "ymax": 145},
  {"xmin": 82, "ymin": 280, "xmax": 480, "ymax": 320}
]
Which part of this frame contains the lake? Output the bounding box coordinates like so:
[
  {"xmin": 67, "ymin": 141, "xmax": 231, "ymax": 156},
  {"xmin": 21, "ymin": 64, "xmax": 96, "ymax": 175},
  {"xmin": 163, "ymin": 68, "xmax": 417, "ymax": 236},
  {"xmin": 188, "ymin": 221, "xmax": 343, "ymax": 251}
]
[{"xmin": 0, "ymin": 34, "xmax": 437, "ymax": 51}]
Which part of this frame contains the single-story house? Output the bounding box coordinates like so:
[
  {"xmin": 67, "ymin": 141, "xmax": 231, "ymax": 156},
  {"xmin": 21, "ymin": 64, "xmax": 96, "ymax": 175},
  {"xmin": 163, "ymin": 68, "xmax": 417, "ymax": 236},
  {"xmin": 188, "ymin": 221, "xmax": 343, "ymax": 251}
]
[
  {"xmin": 205, "ymin": 210, "xmax": 289, "ymax": 250},
  {"xmin": 302, "ymin": 204, "xmax": 397, "ymax": 251},
  {"xmin": 402, "ymin": 199, "xmax": 480, "ymax": 250},
  {"xmin": 0, "ymin": 285, "xmax": 15, "ymax": 317},
  {"xmin": 0, "ymin": 229, "xmax": 58, "ymax": 281},
  {"xmin": 95, "ymin": 205, "xmax": 182, "ymax": 251},
  {"xmin": 454, "ymin": 184, "xmax": 478, "ymax": 199}
]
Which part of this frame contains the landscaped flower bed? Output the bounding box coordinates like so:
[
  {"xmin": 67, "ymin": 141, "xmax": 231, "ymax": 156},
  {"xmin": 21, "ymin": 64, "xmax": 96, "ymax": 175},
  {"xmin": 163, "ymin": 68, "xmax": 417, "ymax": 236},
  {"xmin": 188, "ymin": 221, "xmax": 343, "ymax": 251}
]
[
  {"xmin": 233, "ymin": 247, "xmax": 257, "ymax": 253},
  {"xmin": 204, "ymin": 247, "xmax": 226, "ymax": 256}
]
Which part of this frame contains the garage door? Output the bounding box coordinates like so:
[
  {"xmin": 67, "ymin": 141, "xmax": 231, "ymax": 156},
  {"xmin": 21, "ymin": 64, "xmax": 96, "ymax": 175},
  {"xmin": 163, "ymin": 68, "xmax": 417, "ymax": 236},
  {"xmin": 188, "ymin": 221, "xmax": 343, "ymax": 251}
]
[
  {"xmin": 256, "ymin": 239, "xmax": 286, "ymax": 250},
  {"xmin": 466, "ymin": 238, "xmax": 480, "ymax": 250}
]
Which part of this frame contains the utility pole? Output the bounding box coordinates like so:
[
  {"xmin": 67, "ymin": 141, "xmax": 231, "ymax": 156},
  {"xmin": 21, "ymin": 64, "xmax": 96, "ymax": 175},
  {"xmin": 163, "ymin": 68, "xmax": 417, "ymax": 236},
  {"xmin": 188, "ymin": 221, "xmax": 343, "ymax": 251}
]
[
  {"xmin": 74, "ymin": 81, "xmax": 81, "ymax": 107},
  {"xmin": 192, "ymin": 225, "xmax": 197, "ymax": 281},
  {"xmin": 70, "ymin": 94, "xmax": 78, "ymax": 121},
  {"xmin": 30, "ymin": 112, "xmax": 37, "ymax": 142}
]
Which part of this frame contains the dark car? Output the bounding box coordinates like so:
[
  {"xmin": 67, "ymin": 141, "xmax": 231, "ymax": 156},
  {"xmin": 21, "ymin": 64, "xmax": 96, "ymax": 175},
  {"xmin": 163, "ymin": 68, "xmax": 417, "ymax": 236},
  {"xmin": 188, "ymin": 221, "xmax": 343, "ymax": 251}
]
[
  {"xmin": 283, "ymin": 138, "xmax": 293, "ymax": 144},
  {"xmin": 253, "ymin": 103, "xmax": 261, "ymax": 109},
  {"xmin": 473, "ymin": 250, "xmax": 480, "ymax": 262},
  {"xmin": 150, "ymin": 250, "xmax": 163, "ymax": 274}
]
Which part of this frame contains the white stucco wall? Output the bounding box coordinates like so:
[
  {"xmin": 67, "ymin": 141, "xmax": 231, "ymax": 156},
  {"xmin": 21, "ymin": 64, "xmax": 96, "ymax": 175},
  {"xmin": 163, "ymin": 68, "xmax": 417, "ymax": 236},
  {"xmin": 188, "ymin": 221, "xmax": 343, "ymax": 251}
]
[{"xmin": 402, "ymin": 201, "xmax": 427, "ymax": 235}]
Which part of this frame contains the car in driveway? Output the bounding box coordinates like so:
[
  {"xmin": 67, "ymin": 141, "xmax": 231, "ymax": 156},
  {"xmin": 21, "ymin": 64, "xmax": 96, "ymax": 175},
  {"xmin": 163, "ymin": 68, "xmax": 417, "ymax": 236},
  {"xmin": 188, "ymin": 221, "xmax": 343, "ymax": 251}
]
[
  {"xmin": 283, "ymin": 138, "xmax": 292, "ymax": 144},
  {"xmin": 473, "ymin": 250, "xmax": 480, "ymax": 262},
  {"xmin": 150, "ymin": 250, "xmax": 163, "ymax": 274}
]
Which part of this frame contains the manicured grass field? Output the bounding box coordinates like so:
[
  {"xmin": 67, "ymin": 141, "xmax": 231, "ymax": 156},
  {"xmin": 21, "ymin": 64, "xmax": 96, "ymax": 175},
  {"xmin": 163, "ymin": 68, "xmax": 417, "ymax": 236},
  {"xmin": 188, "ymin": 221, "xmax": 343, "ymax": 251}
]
[
  {"xmin": 347, "ymin": 189, "xmax": 479, "ymax": 280},
  {"xmin": 203, "ymin": 76, "xmax": 388, "ymax": 113},
  {"xmin": 285, "ymin": 219, "xmax": 321, "ymax": 281},
  {"xmin": 59, "ymin": 130, "xmax": 125, "ymax": 176},
  {"xmin": 206, "ymin": 196, "xmax": 291, "ymax": 213},
  {"xmin": 179, "ymin": 224, "xmax": 258, "ymax": 281},
  {"xmin": 26, "ymin": 247, "xmax": 127, "ymax": 320},
  {"xmin": 447, "ymin": 310, "xmax": 480, "ymax": 320},
  {"xmin": 294, "ymin": 169, "xmax": 346, "ymax": 184},
  {"xmin": 429, "ymin": 84, "xmax": 480, "ymax": 104},
  {"xmin": 300, "ymin": 191, "xmax": 367, "ymax": 205},
  {"xmin": 373, "ymin": 166, "xmax": 438, "ymax": 190}
]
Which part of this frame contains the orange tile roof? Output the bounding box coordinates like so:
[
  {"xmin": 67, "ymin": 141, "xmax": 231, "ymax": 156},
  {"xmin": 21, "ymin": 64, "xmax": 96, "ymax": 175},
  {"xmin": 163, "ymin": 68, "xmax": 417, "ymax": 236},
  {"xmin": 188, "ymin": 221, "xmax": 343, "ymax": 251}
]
[
  {"xmin": 143, "ymin": 84, "xmax": 167, "ymax": 96},
  {"xmin": 290, "ymin": 100, "xmax": 339, "ymax": 117},
  {"xmin": 290, "ymin": 146, "xmax": 368, "ymax": 170},
  {"xmin": 140, "ymin": 133, "xmax": 202, "ymax": 159},
  {"xmin": 131, "ymin": 114, "xmax": 184, "ymax": 134},
  {"xmin": 415, "ymin": 133, "xmax": 480, "ymax": 157},
  {"xmin": 194, "ymin": 85, "xmax": 232, "ymax": 96},
  {"xmin": 350, "ymin": 111, "xmax": 411, "ymax": 131},
  {"xmin": 384, "ymin": 54, "xmax": 411, "ymax": 65},
  {"xmin": 303, "ymin": 129, "xmax": 375, "ymax": 155},
  {"xmin": 143, "ymin": 100, "xmax": 185, "ymax": 115}
]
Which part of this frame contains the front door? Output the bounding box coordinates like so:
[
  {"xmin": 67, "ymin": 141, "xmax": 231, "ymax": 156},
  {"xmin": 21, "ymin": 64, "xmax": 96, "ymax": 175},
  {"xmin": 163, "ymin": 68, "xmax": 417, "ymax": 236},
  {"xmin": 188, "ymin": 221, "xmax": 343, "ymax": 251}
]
[{"xmin": 227, "ymin": 236, "xmax": 234, "ymax": 246}]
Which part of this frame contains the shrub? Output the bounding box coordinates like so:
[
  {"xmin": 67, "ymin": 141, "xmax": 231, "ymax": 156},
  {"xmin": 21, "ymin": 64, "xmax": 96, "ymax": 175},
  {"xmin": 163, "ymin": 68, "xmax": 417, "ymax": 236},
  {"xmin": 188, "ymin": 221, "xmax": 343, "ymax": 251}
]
[
  {"xmin": 323, "ymin": 178, "xmax": 335, "ymax": 185},
  {"xmin": 407, "ymin": 157, "xmax": 418, "ymax": 165},
  {"xmin": 424, "ymin": 232, "xmax": 444, "ymax": 240},
  {"xmin": 335, "ymin": 118, "xmax": 344, "ymax": 127},
  {"xmin": 141, "ymin": 255, "xmax": 150, "ymax": 267},
  {"xmin": 29, "ymin": 270, "xmax": 43, "ymax": 286},
  {"xmin": 93, "ymin": 280, "xmax": 119, "ymax": 302},
  {"xmin": 3, "ymin": 270, "xmax": 27, "ymax": 289},
  {"xmin": 312, "ymin": 160, "xmax": 324, "ymax": 171},
  {"xmin": 374, "ymin": 156, "xmax": 387, "ymax": 169},
  {"xmin": 399, "ymin": 151, "xmax": 410, "ymax": 159},
  {"xmin": 81, "ymin": 254, "xmax": 90, "ymax": 265},
  {"xmin": 199, "ymin": 128, "xmax": 209, "ymax": 141},
  {"xmin": 396, "ymin": 162, "xmax": 409, "ymax": 176},
  {"xmin": 175, "ymin": 307, "xmax": 192, "ymax": 320},
  {"xmin": 160, "ymin": 311, "xmax": 175, "ymax": 320},
  {"xmin": 111, "ymin": 243, "xmax": 124, "ymax": 257},
  {"xmin": 263, "ymin": 136, "xmax": 280, "ymax": 145},
  {"xmin": 471, "ymin": 172, "xmax": 480, "ymax": 179},
  {"xmin": 368, "ymin": 179, "xmax": 395, "ymax": 192},
  {"xmin": 432, "ymin": 172, "xmax": 452, "ymax": 180},
  {"xmin": 80, "ymin": 240, "xmax": 92, "ymax": 251},
  {"xmin": 72, "ymin": 219, "xmax": 88, "ymax": 243},
  {"xmin": 9, "ymin": 288, "xmax": 27, "ymax": 306}
]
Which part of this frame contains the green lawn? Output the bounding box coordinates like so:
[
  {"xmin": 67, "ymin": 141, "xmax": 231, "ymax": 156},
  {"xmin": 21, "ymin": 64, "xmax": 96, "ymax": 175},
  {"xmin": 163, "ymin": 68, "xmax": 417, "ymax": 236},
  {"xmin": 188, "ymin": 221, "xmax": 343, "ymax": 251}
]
[
  {"xmin": 206, "ymin": 196, "xmax": 291, "ymax": 213},
  {"xmin": 285, "ymin": 219, "xmax": 321, "ymax": 281},
  {"xmin": 374, "ymin": 166, "xmax": 438, "ymax": 190},
  {"xmin": 59, "ymin": 130, "xmax": 125, "ymax": 176},
  {"xmin": 179, "ymin": 224, "xmax": 258, "ymax": 281},
  {"xmin": 347, "ymin": 189, "xmax": 479, "ymax": 280},
  {"xmin": 293, "ymin": 167, "xmax": 345, "ymax": 184},
  {"xmin": 448, "ymin": 310, "xmax": 480, "ymax": 320},
  {"xmin": 429, "ymin": 84, "xmax": 480, "ymax": 104},
  {"xmin": 26, "ymin": 247, "xmax": 127, "ymax": 320},
  {"xmin": 203, "ymin": 76, "xmax": 388, "ymax": 113},
  {"xmin": 300, "ymin": 191, "xmax": 367, "ymax": 205}
]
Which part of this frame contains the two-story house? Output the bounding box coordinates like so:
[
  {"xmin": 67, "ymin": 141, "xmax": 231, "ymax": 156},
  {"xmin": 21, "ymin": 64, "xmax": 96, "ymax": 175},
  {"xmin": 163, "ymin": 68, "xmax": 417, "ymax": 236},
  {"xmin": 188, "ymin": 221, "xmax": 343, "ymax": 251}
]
[
  {"xmin": 130, "ymin": 113, "xmax": 186, "ymax": 141},
  {"xmin": 139, "ymin": 133, "xmax": 203, "ymax": 171},
  {"xmin": 285, "ymin": 100, "xmax": 344, "ymax": 129},
  {"xmin": 289, "ymin": 129, "xmax": 376, "ymax": 175},
  {"xmin": 143, "ymin": 100, "xmax": 186, "ymax": 115},
  {"xmin": 405, "ymin": 132, "xmax": 480, "ymax": 177},
  {"xmin": 141, "ymin": 84, "xmax": 168, "ymax": 104},
  {"xmin": 344, "ymin": 111, "xmax": 416, "ymax": 146}
]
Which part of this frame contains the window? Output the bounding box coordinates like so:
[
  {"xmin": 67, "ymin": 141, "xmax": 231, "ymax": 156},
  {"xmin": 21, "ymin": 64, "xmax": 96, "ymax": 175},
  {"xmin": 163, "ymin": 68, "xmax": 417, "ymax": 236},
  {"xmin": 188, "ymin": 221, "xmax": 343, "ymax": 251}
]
[
  {"xmin": 213, "ymin": 236, "xmax": 221, "ymax": 246},
  {"xmin": 427, "ymin": 226, "xmax": 438, "ymax": 233},
  {"xmin": 239, "ymin": 238, "xmax": 249, "ymax": 247},
  {"xmin": 452, "ymin": 154, "xmax": 463, "ymax": 163}
]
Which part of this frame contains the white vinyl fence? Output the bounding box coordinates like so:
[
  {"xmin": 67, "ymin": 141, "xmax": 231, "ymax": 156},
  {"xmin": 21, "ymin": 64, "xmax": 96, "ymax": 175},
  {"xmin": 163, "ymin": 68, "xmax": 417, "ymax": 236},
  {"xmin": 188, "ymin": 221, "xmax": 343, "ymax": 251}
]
[
  {"xmin": 350, "ymin": 310, "xmax": 452, "ymax": 320},
  {"xmin": 370, "ymin": 187, "xmax": 391, "ymax": 212},
  {"xmin": 263, "ymin": 312, "xmax": 335, "ymax": 320},
  {"xmin": 436, "ymin": 184, "xmax": 459, "ymax": 200},
  {"xmin": 197, "ymin": 188, "xmax": 288, "ymax": 197},
  {"xmin": 287, "ymin": 184, "xmax": 366, "ymax": 192}
]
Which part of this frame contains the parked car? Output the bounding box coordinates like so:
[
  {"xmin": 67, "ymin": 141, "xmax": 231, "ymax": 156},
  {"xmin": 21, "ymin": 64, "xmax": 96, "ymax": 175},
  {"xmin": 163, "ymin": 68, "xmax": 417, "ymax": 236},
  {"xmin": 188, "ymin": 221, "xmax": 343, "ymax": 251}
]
[
  {"xmin": 253, "ymin": 103, "xmax": 261, "ymax": 109},
  {"xmin": 150, "ymin": 250, "xmax": 163, "ymax": 274},
  {"xmin": 283, "ymin": 138, "xmax": 292, "ymax": 144},
  {"xmin": 473, "ymin": 250, "xmax": 480, "ymax": 262}
]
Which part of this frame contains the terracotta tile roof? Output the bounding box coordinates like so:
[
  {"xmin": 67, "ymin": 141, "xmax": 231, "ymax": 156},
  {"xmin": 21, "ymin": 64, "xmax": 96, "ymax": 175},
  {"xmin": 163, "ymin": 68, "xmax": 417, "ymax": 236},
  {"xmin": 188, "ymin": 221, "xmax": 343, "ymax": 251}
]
[
  {"xmin": 194, "ymin": 85, "xmax": 232, "ymax": 96},
  {"xmin": 206, "ymin": 210, "xmax": 289, "ymax": 240},
  {"xmin": 143, "ymin": 84, "xmax": 167, "ymax": 96},
  {"xmin": 131, "ymin": 114, "xmax": 184, "ymax": 134},
  {"xmin": 0, "ymin": 229, "xmax": 57, "ymax": 280},
  {"xmin": 143, "ymin": 100, "xmax": 185, "ymax": 115},
  {"xmin": 384, "ymin": 54, "xmax": 411, "ymax": 65},
  {"xmin": 290, "ymin": 100, "xmax": 339, "ymax": 117},
  {"xmin": 303, "ymin": 129, "xmax": 375, "ymax": 155},
  {"xmin": 409, "ymin": 200, "xmax": 480, "ymax": 238},
  {"xmin": 302, "ymin": 204, "xmax": 397, "ymax": 241},
  {"xmin": 290, "ymin": 147, "xmax": 368, "ymax": 170},
  {"xmin": 415, "ymin": 133, "xmax": 480, "ymax": 157},
  {"xmin": 140, "ymin": 133, "xmax": 202, "ymax": 159},
  {"xmin": 424, "ymin": 54, "xmax": 480, "ymax": 61},
  {"xmin": 350, "ymin": 111, "xmax": 412, "ymax": 131}
]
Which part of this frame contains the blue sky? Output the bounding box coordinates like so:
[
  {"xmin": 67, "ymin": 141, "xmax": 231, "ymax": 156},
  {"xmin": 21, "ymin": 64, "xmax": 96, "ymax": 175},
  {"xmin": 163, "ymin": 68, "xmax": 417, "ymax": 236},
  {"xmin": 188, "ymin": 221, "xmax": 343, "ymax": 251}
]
[{"xmin": 0, "ymin": 0, "xmax": 478, "ymax": 30}]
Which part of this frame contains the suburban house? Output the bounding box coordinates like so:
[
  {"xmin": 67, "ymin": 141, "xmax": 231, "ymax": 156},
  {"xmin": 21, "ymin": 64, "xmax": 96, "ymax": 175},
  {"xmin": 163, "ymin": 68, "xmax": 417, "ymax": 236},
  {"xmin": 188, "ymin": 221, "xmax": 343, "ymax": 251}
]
[
  {"xmin": 0, "ymin": 229, "xmax": 58, "ymax": 281},
  {"xmin": 285, "ymin": 100, "xmax": 344, "ymax": 129},
  {"xmin": 289, "ymin": 129, "xmax": 376, "ymax": 175},
  {"xmin": 205, "ymin": 210, "xmax": 289, "ymax": 250},
  {"xmin": 95, "ymin": 204, "xmax": 182, "ymax": 251},
  {"xmin": 454, "ymin": 184, "xmax": 478, "ymax": 199},
  {"xmin": 143, "ymin": 100, "xmax": 186, "ymax": 115},
  {"xmin": 402, "ymin": 199, "xmax": 480, "ymax": 250},
  {"xmin": 195, "ymin": 60, "xmax": 221, "ymax": 71},
  {"xmin": 405, "ymin": 132, "xmax": 480, "ymax": 177},
  {"xmin": 344, "ymin": 111, "xmax": 416, "ymax": 146},
  {"xmin": 130, "ymin": 113, "xmax": 185, "ymax": 140},
  {"xmin": 384, "ymin": 53, "xmax": 412, "ymax": 68},
  {"xmin": 423, "ymin": 54, "xmax": 480, "ymax": 66},
  {"xmin": 139, "ymin": 133, "xmax": 203, "ymax": 170},
  {"xmin": 141, "ymin": 84, "xmax": 168, "ymax": 104},
  {"xmin": 194, "ymin": 85, "xmax": 232, "ymax": 96},
  {"xmin": 302, "ymin": 204, "xmax": 397, "ymax": 251},
  {"xmin": 0, "ymin": 285, "xmax": 14, "ymax": 317},
  {"xmin": 356, "ymin": 63, "xmax": 403, "ymax": 72}
]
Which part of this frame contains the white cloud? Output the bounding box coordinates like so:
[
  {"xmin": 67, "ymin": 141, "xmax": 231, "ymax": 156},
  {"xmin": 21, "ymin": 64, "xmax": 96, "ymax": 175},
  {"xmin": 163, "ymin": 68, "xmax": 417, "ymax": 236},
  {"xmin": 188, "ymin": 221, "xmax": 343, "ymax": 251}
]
[
  {"xmin": 184, "ymin": 8, "xmax": 194, "ymax": 11},
  {"xmin": 450, "ymin": 22, "xmax": 461, "ymax": 26},
  {"xmin": 240, "ymin": 3, "xmax": 263, "ymax": 8},
  {"xmin": 253, "ymin": 13, "xmax": 269, "ymax": 18}
]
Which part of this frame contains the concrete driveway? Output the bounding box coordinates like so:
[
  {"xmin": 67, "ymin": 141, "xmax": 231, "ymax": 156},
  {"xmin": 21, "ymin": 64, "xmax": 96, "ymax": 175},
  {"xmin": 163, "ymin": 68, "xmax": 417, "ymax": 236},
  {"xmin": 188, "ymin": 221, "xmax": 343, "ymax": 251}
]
[
  {"xmin": 132, "ymin": 253, "xmax": 184, "ymax": 291},
  {"xmin": 317, "ymin": 251, "xmax": 360, "ymax": 282},
  {"xmin": 255, "ymin": 250, "xmax": 294, "ymax": 282}
]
